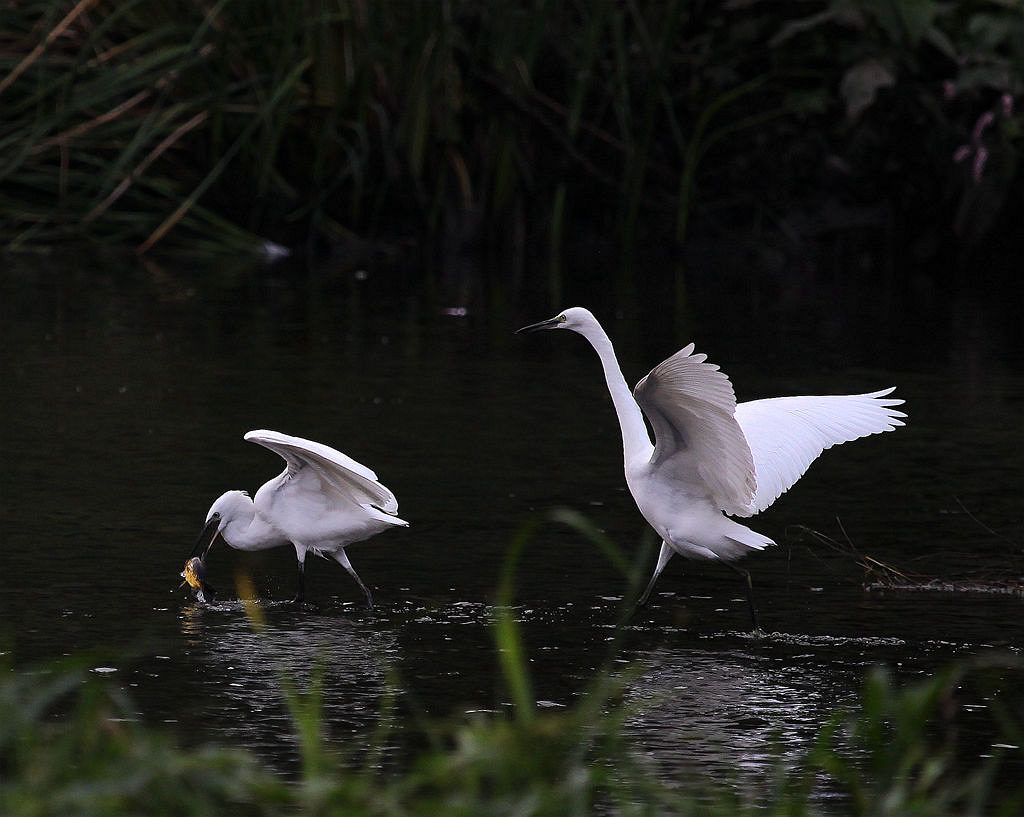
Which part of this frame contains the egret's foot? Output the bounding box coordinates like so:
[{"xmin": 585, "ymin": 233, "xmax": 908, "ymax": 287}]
[
  {"xmin": 356, "ymin": 585, "xmax": 374, "ymax": 610},
  {"xmin": 615, "ymin": 605, "xmax": 639, "ymax": 630},
  {"xmin": 289, "ymin": 597, "xmax": 320, "ymax": 613}
]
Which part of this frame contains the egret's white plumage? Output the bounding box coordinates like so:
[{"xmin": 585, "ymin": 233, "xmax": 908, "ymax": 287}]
[
  {"xmin": 190, "ymin": 430, "xmax": 408, "ymax": 606},
  {"xmin": 518, "ymin": 307, "xmax": 905, "ymax": 626}
]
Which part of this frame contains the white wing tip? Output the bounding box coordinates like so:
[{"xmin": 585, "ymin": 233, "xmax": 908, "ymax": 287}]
[
  {"xmin": 863, "ymin": 386, "xmax": 904, "ymax": 403},
  {"xmin": 245, "ymin": 428, "xmax": 281, "ymax": 442},
  {"xmin": 864, "ymin": 388, "xmax": 908, "ymax": 426}
]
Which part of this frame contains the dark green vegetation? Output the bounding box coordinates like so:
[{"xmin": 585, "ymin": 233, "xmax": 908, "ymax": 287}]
[
  {"xmin": 2, "ymin": 633, "xmax": 1022, "ymax": 815},
  {"xmin": 2, "ymin": 0, "xmax": 1022, "ymax": 277}
]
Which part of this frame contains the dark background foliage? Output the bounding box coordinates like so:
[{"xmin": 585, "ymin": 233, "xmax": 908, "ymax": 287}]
[{"xmin": 3, "ymin": 0, "xmax": 1022, "ymax": 288}]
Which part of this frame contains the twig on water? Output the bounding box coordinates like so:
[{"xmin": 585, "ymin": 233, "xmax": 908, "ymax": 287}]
[
  {"xmin": 794, "ymin": 520, "xmax": 1024, "ymax": 597},
  {"xmin": 795, "ymin": 520, "xmax": 916, "ymax": 587},
  {"xmin": 953, "ymin": 495, "xmax": 1019, "ymax": 548}
]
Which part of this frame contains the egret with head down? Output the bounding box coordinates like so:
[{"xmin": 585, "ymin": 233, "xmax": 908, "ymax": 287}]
[
  {"xmin": 518, "ymin": 307, "xmax": 905, "ymax": 629},
  {"xmin": 188, "ymin": 430, "xmax": 408, "ymax": 606}
]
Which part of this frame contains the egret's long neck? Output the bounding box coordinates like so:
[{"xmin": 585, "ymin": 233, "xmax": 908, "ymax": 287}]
[
  {"xmin": 220, "ymin": 499, "xmax": 278, "ymax": 551},
  {"xmin": 576, "ymin": 322, "xmax": 653, "ymax": 463}
]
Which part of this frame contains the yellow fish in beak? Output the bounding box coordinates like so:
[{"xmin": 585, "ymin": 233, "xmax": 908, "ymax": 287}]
[{"xmin": 179, "ymin": 556, "xmax": 215, "ymax": 600}]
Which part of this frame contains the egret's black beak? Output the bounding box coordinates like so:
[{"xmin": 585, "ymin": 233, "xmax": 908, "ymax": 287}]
[
  {"xmin": 190, "ymin": 515, "xmax": 221, "ymax": 559},
  {"xmin": 516, "ymin": 316, "xmax": 560, "ymax": 334}
]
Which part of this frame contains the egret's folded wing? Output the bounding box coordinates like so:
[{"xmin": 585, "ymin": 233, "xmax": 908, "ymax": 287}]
[
  {"xmin": 733, "ymin": 389, "xmax": 906, "ymax": 516},
  {"xmin": 633, "ymin": 344, "xmax": 756, "ymax": 515},
  {"xmin": 244, "ymin": 430, "xmax": 400, "ymax": 514}
]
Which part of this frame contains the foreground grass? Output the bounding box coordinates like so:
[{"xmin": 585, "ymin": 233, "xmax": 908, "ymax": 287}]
[
  {"xmin": 2, "ymin": 643, "xmax": 1022, "ymax": 816},
  {"xmin": 3, "ymin": 520, "xmax": 1022, "ymax": 815}
]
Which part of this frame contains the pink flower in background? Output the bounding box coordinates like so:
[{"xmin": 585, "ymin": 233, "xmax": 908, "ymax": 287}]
[
  {"xmin": 972, "ymin": 147, "xmax": 989, "ymax": 184},
  {"xmin": 953, "ymin": 96, "xmax": 1014, "ymax": 183},
  {"xmin": 971, "ymin": 110, "xmax": 994, "ymax": 144}
]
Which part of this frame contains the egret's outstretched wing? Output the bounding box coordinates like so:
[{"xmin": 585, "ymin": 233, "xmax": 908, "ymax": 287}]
[
  {"xmin": 633, "ymin": 344, "xmax": 757, "ymax": 515},
  {"xmin": 733, "ymin": 389, "xmax": 906, "ymax": 516},
  {"xmin": 244, "ymin": 429, "xmax": 400, "ymax": 514}
]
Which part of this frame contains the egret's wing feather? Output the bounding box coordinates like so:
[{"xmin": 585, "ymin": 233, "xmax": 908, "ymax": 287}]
[
  {"xmin": 244, "ymin": 430, "xmax": 400, "ymax": 514},
  {"xmin": 633, "ymin": 344, "xmax": 756, "ymax": 515},
  {"xmin": 733, "ymin": 389, "xmax": 906, "ymax": 516}
]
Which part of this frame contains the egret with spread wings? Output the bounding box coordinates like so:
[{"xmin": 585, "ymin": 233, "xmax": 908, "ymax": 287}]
[
  {"xmin": 518, "ymin": 307, "xmax": 905, "ymax": 629},
  {"xmin": 188, "ymin": 430, "xmax": 408, "ymax": 606}
]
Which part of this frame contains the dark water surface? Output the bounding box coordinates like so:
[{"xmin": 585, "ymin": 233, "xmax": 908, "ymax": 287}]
[{"xmin": 2, "ymin": 253, "xmax": 1023, "ymax": 801}]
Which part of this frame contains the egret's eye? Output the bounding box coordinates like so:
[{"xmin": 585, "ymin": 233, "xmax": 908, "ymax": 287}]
[
  {"xmin": 212, "ymin": 512, "xmax": 221, "ymax": 520},
  {"xmin": 558, "ymin": 314, "xmax": 567, "ymax": 323}
]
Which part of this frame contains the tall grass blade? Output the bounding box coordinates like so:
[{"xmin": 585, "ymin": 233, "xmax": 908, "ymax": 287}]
[{"xmin": 492, "ymin": 517, "xmax": 541, "ymax": 722}]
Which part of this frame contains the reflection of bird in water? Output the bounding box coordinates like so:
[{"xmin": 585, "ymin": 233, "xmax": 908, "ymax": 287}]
[
  {"xmin": 623, "ymin": 645, "xmax": 851, "ymax": 782},
  {"xmin": 518, "ymin": 307, "xmax": 905, "ymax": 629},
  {"xmin": 189, "ymin": 430, "xmax": 408, "ymax": 606},
  {"xmin": 178, "ymin": 610, "xmax": 398, "ymax": 774}
]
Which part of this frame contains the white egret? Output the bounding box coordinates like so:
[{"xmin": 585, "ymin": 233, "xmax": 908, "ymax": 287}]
[
  {"xmin": 189, "ymin": 430, "xmax": 408, "ymax": 606},
  {"xmin": 518, "ymin": 307, "xmax": 905, "ymax": 629}
]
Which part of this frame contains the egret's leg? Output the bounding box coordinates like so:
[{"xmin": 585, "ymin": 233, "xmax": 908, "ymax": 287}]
[
  {"xmin": 331, "ymin": 548, "xmax": 374, "ymax": 608},
  {"xmin": 725, "ymin": 561, "xmax": 761, "ymax": 633},
  {"xmin": 293, "ymin": 546, "xmax": 307, "ymax": 604},
  {"xmin": 637, "ymin": 541, "xmax": 674, "ymax": 607}
]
